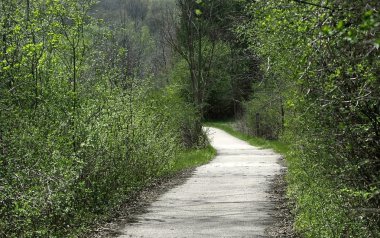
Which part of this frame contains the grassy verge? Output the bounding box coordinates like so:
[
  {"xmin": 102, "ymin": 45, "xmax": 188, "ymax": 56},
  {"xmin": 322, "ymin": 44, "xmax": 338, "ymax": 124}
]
[
  {"xmin": 204, "ymin": 121, "xmax": 289, "ymax": 155},
  {"xmin": 170, "ymin": 145, "xmax": 216, "ymax": 173}
]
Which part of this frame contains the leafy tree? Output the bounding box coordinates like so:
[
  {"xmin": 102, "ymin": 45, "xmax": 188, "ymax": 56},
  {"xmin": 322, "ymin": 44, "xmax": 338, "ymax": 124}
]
[
  {"xmin": 0, "ymin": 0, "xmax": 204, "ymax": 236},
  {"xmin": 170, "ymin": 0, "xmax": 256, "ymax": 121},
  {"xmin": 236, "ymin": 0, "xmax": 379, "ymax": 236}
]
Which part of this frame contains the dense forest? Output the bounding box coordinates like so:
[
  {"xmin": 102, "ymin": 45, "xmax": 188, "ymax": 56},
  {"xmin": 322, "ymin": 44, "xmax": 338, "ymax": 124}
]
[{"xmin": 0, "ymin": 0, "xmax": 379, "ymax": 237}]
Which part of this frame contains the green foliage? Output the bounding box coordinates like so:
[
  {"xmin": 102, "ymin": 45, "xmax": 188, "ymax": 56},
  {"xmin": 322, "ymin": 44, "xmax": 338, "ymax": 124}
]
[
  {"xmin": 0, "ymin": 0, "xmax": 206, "ymax": 237},
  {"xmin": 174, "ymin": 0, "xmax": 255, "ymax": 120},
  {"xmin": 242, "ymin": 90, "xmax": 284, "ymax": 139},
  {"xmin": 168, "ymin": 58, "xmax": 208, "ymax": 148},
  {"xmin": 203, "ymin": 41, "xmax": 234, "ymax": 119},
  {"xmin": 235, "ymin": 0, "xmax": 380, "ymax": 236}
]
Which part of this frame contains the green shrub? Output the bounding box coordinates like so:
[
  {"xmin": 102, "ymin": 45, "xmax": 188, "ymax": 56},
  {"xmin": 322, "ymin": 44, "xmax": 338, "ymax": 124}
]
[
  {"xmin": 241, "ymin": 91, "xmax": 283, "ymax": 140},
  {"xmin": 0, "ymin": 79, "xmax": 205, "ymax": 237}
]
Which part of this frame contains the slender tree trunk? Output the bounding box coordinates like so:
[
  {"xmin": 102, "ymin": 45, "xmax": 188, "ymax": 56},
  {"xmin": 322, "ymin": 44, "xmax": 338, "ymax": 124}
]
[
  {"xmin": 197, "ymin": 20, "xmax": 203, "ymax": 114},
  {"xmin": 27, "ymin": 0, "xmax": 39, "ymax": 110},
  {"xmin": 256, "ymin": 113, "xmax": 260, "ymax": 136},
  {"xmin": 281, "ymin": 101, "xmax": 285, "ymax": 133},
  {"xmin": 72, "ymin": 45, "xmax": 78, "ymax": 153}
]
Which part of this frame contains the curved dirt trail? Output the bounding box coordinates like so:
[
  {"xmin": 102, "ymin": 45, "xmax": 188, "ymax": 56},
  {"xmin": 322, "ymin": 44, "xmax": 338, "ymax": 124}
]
[{"xmin": 118, "ymin": 127, "xmax": 282, "ymax": 238}]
